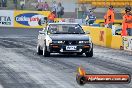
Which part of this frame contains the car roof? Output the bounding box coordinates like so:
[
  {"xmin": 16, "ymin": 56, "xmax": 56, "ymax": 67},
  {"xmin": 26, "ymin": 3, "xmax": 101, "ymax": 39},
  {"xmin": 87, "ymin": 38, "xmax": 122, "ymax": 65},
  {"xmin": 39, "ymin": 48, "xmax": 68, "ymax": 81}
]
[{"xmin": 48, "ymin": 22, "xmax": 79, "ymax": 25}]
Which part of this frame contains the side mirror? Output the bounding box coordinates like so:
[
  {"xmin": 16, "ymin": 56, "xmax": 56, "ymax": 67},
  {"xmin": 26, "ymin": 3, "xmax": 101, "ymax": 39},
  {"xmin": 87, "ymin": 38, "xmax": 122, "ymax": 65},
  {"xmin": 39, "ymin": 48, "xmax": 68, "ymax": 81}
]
[
  {"xmin": 85, "ymin": 31, "xmax": 90, "ymax": 34},
  {"xmin": 38, "ymin": 17, "xmax": 48, "ymax": 26}
]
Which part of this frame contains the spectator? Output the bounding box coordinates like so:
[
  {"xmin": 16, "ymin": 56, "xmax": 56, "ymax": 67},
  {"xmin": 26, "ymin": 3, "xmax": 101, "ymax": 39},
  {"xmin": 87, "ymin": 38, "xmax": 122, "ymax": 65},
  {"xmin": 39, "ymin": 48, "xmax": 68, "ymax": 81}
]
[
  {"xmin": 106, "ymin": 5, "xmax": 115, "ymax": 29},
  {"xmin": 81, "ymin": 4, "xmax": 87, "ymax": 23},
  {"xmin": 122, "ymin": 7, "xmax": 132, "ymax": 36},
  {"xmin": 48, "ymin": 11, "xmax": 56, "ymax": 23},
  {"xmin": 42, "ymin": 2, "xmax": 49, "ymax": 11},
  {"xmin": 0, "ymin": 1, "xmax": 1, "ymax": 7},
  {"xmin": 52, "ymin": 1, "xmax": 57, "ymax": 15},
  {"xmin": 56, "ymin": 2, "xmax": 64, "ymax": 18},
  {"xmin": 36, "ymin": 2, "xmax": 43, "ymax": 11},
  {"xmin": 2, "ymin": 0, "xmax": 7, "ymax": 7},
  {"xmin": 85, "ymin": 12, "xmax": 96, "ymax": 25},
  {"xmin": 20, "ymin": 0, "xmax": 25, "ymax": 10},
  {"xmin": 13, "ymin": 0, "xmax": 17, "ymax": 9}
]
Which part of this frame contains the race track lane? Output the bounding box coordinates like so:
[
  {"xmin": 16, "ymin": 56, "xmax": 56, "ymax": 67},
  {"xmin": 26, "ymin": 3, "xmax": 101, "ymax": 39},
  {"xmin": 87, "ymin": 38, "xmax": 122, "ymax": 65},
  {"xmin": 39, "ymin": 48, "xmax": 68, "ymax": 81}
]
[{"xmin": 0, "ymin": 28, "xmax": 132, "ymax": 88}]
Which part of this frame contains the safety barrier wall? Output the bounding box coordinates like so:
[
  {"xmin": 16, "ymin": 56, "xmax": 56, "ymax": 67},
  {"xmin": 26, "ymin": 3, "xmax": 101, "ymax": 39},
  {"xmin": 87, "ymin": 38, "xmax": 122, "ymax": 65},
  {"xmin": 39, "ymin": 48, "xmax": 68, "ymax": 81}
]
[
  {"xmin": 82, "ymin": 26, "xmax": 112, "ymax": 48},
  {"xmin": 82, "ymin": 26, "xmax": 132, "ymax": 51},
  {"xmin": 111, "ymin": 35, "xmax": 123, "ymax": 49}
]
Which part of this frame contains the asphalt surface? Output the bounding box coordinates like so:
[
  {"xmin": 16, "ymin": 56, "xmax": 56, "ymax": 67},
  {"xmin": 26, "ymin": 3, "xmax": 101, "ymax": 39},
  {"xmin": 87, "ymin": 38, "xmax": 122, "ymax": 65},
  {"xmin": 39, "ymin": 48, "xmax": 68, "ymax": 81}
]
[{"xmin": 0, "ymin": 27, "xmax": 132, "ymax": 88}]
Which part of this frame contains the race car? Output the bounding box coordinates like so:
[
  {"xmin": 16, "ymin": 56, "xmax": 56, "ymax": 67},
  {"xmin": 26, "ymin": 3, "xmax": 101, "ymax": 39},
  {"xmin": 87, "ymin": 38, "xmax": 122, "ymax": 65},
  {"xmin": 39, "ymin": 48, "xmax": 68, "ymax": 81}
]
[{"xmin": 37, "ymin": 22, "xmax": 93, "ymax": 57}]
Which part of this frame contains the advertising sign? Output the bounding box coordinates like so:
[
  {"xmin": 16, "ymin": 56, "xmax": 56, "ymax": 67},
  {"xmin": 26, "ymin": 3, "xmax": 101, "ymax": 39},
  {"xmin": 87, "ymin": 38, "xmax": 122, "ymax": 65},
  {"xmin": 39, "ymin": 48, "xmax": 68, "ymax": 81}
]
[
  {"xmin": 123, "ymin": 36, "xmax": 132, "ymax": 51},
  {"xmin": 14, "ymin": 11, "xmax": 50, "ymax": 28},
  {"xmin": 0, "ymin": 10, "xmax": 14, "ymax": 27}
]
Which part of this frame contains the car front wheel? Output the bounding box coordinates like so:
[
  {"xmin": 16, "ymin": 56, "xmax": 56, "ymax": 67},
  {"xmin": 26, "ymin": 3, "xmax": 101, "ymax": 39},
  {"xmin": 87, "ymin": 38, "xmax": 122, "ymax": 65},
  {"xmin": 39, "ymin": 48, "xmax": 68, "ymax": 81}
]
[
  {"xmin": 37, "ymin": 45, "xmax": 43, "ymax": 55},
  {"xmin": 43, "ymin": 45, "xmax": 50, "ymax": 57},
  {"xmin": 85, "ymin": 47, "xmax": 93, "ymax": 57}
]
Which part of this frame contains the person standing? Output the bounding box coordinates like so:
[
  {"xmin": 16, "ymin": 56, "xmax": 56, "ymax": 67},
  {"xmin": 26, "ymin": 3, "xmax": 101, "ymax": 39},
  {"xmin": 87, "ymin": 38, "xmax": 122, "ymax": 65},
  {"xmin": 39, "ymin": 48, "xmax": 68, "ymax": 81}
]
[
  {"xmin": 81, "ymin": 4, "xmax": 87, "ymax": 23},
  {"xmin": 0, "ymin": 0, "xmax": 1, "ymax": 7},
  {"xmin": 2, "ymin": 0, "xmax": 7, "ymax": 7},
  {"xmin": 106, "ymin": 5, "xmax": 115, "ymax": 29},
  {"xmin": 20, "ymin": 0, "xmax": 25, "ymax": 10},
  {"xmin": 42, "ymin": 2, "xmax": 49, "ymax": 11},
  {"xmin": 122, "ymin": 7, "xmax": 132, "ymax": 36},
  {"xmin": 52, "ymin": 1, "xmax": 57, "ymax": 15},
  {"xmin": 36, "ymin": 2, "xmax": 43, "ymax": 11},
  {"xmin": 56, "ymin": 2, "xmax": 64, "ymax": 18},
  {"xmin": 13, "ymin": 0, "xmax": 17, "ymax": 9},
  {"xmin": 85, "ymin": 10, "xmax": 96, "ymax": 25}
]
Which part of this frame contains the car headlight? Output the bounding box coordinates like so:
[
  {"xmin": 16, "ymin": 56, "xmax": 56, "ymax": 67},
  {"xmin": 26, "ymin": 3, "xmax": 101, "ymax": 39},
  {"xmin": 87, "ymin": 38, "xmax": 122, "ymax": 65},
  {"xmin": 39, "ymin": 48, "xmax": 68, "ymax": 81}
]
[
  {"xmin": 79, "ymin": 41, "xmax": 89, "ymax": 44},
  {"xmin": 52, "ymin": 41, "xmax": 63, "ymax": 44},
  {"xmin": 58, "ymin": 41, "xmax": 63, "ymax": 43}
]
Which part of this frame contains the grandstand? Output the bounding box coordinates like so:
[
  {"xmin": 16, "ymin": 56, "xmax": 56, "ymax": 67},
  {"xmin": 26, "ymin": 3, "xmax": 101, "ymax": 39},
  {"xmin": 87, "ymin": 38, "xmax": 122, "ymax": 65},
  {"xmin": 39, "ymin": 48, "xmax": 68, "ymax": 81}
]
[{"xmin": 78, "ymin": 0, "xmax": 132, "ymax": 7}]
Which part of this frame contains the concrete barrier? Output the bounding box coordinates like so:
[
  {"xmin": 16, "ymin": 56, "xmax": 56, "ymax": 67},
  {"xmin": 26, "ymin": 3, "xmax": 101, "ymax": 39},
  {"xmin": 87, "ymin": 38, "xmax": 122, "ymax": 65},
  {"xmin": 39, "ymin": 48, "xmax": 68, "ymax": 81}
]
[
  {"xmin": 111, "ymin": 35, "xmax": 123, "ymax": 49},
  {"xmin": 82, "ymin": 26, "xmax": 112, "ymax": 48}
]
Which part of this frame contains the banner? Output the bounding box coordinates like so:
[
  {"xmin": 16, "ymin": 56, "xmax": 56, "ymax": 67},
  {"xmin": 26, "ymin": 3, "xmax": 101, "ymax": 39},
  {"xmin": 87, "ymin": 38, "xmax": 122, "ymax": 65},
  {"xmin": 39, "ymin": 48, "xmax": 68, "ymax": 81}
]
[
  {"xmin": 14, "ymin": 11, "xmax": 50, "ymax": 28},
  {"xmin": 0, "ymin": 10, "xmax": 14, "ymax": 27},
  {"xmin": 123, "ymin": 36, "xmax": 132, "ymax": 51}
]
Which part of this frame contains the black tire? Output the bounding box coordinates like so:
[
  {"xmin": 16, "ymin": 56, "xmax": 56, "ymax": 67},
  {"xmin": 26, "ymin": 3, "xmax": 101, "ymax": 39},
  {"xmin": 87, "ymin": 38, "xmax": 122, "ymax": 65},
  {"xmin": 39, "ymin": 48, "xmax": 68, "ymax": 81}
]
[
  {"xmin": 77, "ymin": 53, "xmax": 83, "ymax": 56},
  {"xmin": 43, "ymin": 43, "xmax": 50, "ymax": 57},
  {"xmin": 37, "ymin": 46, "xmax": 43, "ymax": 55},
  {"xmin": 85, "ymin": 47, "xmax": 93, "ymax": 57}
]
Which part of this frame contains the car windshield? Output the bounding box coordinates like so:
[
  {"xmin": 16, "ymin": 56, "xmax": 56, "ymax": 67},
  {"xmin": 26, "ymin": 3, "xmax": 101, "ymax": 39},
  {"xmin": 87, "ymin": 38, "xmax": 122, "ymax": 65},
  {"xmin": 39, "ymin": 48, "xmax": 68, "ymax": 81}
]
[{"xmin": 48, "ymin": 24, "xmax": 85, "ymax": 34}]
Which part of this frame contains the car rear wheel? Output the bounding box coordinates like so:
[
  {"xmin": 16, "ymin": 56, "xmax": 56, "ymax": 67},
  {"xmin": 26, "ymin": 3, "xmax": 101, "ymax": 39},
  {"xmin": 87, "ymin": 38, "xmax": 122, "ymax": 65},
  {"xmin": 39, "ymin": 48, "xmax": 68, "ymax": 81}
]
[
  {"xmin": 37, "ymin": 45, "xmax": 43, "ymax": 55},
  {"xmin": 85, "ymin": 47, "xmax": 93, "ymax": 57},
  {"xmin": 43, "ymin": 45, "xmax": 50, "ymax": 57}
]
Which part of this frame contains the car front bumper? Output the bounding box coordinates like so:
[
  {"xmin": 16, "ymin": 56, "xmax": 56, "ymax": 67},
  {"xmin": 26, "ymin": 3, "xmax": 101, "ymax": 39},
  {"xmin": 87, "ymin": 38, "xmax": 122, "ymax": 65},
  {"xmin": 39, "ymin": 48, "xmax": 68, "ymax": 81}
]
[{"xmin": 48, "ymin": 43, "xmax": 92, "ymax": 53}]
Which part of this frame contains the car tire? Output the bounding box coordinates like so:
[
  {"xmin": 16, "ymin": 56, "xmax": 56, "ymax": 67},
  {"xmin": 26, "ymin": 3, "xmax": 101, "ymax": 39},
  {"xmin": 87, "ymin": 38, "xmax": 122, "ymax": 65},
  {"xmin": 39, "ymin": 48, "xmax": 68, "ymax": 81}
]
[
  {"xmin": 37, "ymin": 45, "xmax": 43, "ymax": 55},
  {"xmin": 77, "ymin": 53, "xmax": 83, "ymax": 56},
  {"xmin": 43, "ymin": 43, "xmax": 50, "ymax": 57},
  {"xmin": 85, "ymin": 47, "xmax": 93, "ymax": 57}
]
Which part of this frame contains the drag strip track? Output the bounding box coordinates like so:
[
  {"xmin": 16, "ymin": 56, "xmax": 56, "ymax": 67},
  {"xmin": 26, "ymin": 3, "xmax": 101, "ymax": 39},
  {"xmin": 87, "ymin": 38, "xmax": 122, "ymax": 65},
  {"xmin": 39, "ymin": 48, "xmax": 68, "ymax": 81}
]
[{"xmin": 0, "ymin": 28, "xmax": 132, "ymax": 88}]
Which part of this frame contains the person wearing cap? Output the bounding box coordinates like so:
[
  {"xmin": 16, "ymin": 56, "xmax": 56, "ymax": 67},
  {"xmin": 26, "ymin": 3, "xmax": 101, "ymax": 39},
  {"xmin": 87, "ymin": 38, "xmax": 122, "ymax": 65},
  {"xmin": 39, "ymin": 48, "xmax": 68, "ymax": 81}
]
[
  {"xmin": 122, "ymin": 7, "xmax": 132, "ymax": 36},
  {"xmin": 106, "ymin": 5, "xmax": 115, "ymax": 29}
]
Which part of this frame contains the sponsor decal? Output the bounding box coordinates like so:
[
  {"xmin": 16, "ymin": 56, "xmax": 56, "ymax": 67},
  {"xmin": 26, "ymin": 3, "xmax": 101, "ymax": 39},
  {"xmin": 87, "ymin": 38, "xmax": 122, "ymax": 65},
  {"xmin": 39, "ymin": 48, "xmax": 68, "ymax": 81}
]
[
  {"xmin": 99, "ymin": 31, "xmax": 104, "ymax": 42},
  {"xmin": 123, "ymin": 37, "xmax": 132, "ymax": 51},
  {"xmin": 0, "ymin": 16, "xmax": 11, "ymax": 25},
  {"xmin": 15, "ymin": 13, "xmax": 45, "ymax": 26}
]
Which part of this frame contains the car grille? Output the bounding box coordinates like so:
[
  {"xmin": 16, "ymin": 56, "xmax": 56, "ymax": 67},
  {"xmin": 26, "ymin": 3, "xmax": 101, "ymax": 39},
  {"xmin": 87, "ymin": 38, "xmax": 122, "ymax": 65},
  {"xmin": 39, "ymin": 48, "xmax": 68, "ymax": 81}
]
[{"xmin": 64, "ymin": 41, "xmax": 78, "ymax": 45}]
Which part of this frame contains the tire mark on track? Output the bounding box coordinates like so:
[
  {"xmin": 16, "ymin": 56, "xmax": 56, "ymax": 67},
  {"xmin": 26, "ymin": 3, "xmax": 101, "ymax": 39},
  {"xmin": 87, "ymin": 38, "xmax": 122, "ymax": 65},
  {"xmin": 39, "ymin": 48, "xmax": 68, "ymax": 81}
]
[
  {"xmin": 0, "ymin": 38, "xmax": 36, "ymax": 48},
  {"xmin": 14, "ymin": 46, "xmax": 131, "ymax": 88},
  {"xmin": 0, "ymin": 61, "xmax": 42, "ymax": 88},
  {"xmin": 1, "ymin": 38, "xmax": 131, "ymax": 88}
]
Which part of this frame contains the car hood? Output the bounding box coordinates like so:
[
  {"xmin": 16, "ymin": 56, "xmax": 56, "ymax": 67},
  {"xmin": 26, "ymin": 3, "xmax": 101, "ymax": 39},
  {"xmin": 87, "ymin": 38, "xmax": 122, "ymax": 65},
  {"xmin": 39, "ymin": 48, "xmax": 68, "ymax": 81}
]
[{"xmin": 49, "ymin": 34, "xmax": 89, "ymax": 41}]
